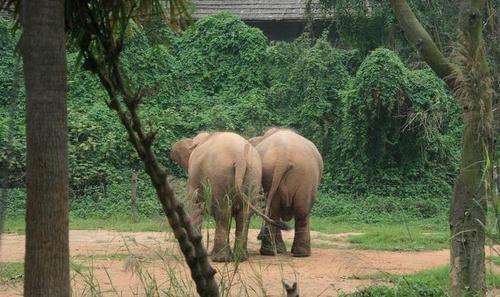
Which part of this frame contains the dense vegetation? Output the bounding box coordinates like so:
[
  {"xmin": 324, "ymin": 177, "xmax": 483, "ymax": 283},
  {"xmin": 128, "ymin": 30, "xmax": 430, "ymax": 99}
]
[{"xmin": 1, "ymin": 13, "xmax": 462, "ymax": 221}]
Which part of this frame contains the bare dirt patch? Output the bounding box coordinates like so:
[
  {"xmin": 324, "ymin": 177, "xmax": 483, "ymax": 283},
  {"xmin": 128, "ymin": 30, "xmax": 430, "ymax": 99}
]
[{"xmin": 0, "ymin": 229, "xmax": 495, "ymax": 296}]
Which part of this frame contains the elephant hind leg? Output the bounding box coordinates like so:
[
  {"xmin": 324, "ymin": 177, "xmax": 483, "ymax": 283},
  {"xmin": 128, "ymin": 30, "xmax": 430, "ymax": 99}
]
[
  {"xmin": 187, "ymin": 187, "xmax": 204, "ymax": 233},
  {"xmin": 259, "ymin": 196, "xmax": 286, "ymax": 256},
  {"xmin": 233, "ymin": 208, "xmax": 250, "ymax": 262},
  {"xmin": 212, "ymin": 216, "xmax": 233, "ymax": 262},
  {"xmin": 259, "ymin": 224, "xmax": 287, "ymax": 256},
  {"xmin": 291, "ymin": 213, "xmax": 311, "ymax": 257},
  {"xmin": 211, "ymin": 191, "xmax": 233, "ymax": 262}
]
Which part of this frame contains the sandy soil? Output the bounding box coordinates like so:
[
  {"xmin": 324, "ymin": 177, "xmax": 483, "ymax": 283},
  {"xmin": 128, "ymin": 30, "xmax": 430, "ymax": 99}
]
[{"xmin": 1, "ymin": 229, "xmax": 498, "ymax": 297}]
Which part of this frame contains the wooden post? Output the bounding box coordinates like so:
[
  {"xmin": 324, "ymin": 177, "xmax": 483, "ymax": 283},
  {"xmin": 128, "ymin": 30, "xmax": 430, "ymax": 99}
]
[
  {"xmin": 131, "ymin": 171, "xmax": 138, "ymax": 219},
  {"xmin": 495, "ymin": 163, "xmax": 499, "ymax": 195}
]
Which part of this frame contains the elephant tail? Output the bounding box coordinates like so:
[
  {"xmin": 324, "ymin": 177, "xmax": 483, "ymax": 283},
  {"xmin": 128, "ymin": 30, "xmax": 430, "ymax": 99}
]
[
  {"xmin": 234, "ymin": 143, "xmax": 249, "ymax": 199},
  {"xmin": 265, "ymin": 152, "xmax": 294, "ymax": 214},
  {"xmin": 245, "ymin": 199, "xmax": 290, "ymax": 231},
  {"xmin": 234, "ymin": 144, "xmax": 290, "ymax": 231}
]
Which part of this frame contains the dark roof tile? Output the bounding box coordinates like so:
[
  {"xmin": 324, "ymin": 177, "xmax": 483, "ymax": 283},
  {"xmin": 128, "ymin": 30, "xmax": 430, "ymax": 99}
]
[{"xmin": 192, "ymin": 0, "xmax": 329, "ymax": 21}]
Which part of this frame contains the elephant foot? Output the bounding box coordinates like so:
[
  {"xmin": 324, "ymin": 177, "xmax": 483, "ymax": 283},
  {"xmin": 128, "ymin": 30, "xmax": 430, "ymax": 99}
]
[
  {"xmin": 211, "ymin": 246, "xmax": 233, "ymax": 262},
  {"xmin": 232, "ymin": 249, "xmax": 249, "ymax": 262},
  {"xmin": 276, "ymin": 241, "xmax": 287, "ymax": 254},
  {"xmin": 260, "ymin": 246, "xmax": 276, "ymax": 256},
  {"xmin": 291, "ymin": 244, "xmax": 311, "ymax": 257},
  {"xmin": 260, "ymin": 242, "xmax": 286, "ymax": 256}
]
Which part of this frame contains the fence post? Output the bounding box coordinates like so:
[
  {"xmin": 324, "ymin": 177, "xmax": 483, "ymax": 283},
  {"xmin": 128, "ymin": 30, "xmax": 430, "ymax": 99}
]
[{"xmin": 131, "ymin": 170, "xmax": 138, "ymax": 219}]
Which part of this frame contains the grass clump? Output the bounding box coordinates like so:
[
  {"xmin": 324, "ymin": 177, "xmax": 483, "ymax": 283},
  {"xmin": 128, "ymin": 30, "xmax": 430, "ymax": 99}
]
[
  {"xmin": 342, "ymin": 266, "xmax": 500, "ymax": 297},
  {"xmin": 487, "ymin": 256, "xmax": 500, "ymax": 265},
  {"xmin": 0, "ymin": 262, "xmax": 23, "ymax": 285},
  {"xmin": 3, "ymin": 215, "xmax": 170, "ymax": 234},
  {"xmin": 72, "ymin": 253, "xmax": 130, "ymax": 261},
  {"xmin": 346, "ymin": 228, "xmax": 449, "ymax": 251},
  {"xmin": 0, "ymin": 262, "xmax": 94, "ymax": 286},
  {"xmin": 341, "ymin": 282, "xmax": 447, "ymax": 297},
  {"xmin": 311, "ymin": 216, "xmax": 449, "ymax": 251}
]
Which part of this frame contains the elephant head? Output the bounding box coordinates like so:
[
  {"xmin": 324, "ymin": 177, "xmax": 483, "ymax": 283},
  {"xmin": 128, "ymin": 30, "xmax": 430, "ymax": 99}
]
[{"xmin": 170, "ymin": 132, "xmax": 211, "ymax": 169}]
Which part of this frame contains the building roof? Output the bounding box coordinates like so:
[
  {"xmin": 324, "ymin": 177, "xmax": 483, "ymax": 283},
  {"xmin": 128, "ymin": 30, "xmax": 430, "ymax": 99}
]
[{"xmin": 192, "ymin": 0, "xmax": 328, "ymax": 21}]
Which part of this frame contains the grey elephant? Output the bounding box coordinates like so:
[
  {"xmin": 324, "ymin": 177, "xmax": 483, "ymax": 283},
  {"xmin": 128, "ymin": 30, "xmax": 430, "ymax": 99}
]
[
  {"xmin": 250, "ymin": 128, "xmax": 323, "ymax": 257},
  {"xmin": 170, "ymin": 131, "xmax": 288, "ymax": 262}
]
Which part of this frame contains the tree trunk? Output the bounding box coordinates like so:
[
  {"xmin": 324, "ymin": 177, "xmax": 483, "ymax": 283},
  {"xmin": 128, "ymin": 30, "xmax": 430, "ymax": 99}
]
[
  {"xmin": 449, "ymin": 2, "xmax": 493, "ymax": 295},
  {"xmin": 449, "ymin": 115, "xmax": 488, "ymax": 296},
  {"xmin": 21, "ymin": 0, "xmax": 70, "ymax": 296},
  {"xmin": 390, "ymin": 0, "xmax": 494, "ymax": 296}
]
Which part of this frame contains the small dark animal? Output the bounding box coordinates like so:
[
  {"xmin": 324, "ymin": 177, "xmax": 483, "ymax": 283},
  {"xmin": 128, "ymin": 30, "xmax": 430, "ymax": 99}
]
[{"xmin": 283, "ymin": 281, "xmax": 299, "ymax": 297}]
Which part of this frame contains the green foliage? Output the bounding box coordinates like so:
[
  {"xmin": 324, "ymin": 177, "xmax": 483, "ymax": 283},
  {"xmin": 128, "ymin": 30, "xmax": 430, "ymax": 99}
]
[
  {"xmin": 271, "ymin": 43, "xmax": 461, "ymax": 197},
  {"xmin": 268, "ymin": 37, "xmax": 350, "ymax": 175},
  {"xmin": 318, "ymin": 0, "xmax": 460, "ymax": 56},
  {"xmin": 1, "ymin": 14, "xmax": 461, "ymax": 220},
  {"xmin": 320, "ymin": 0, "xmax": 395, "ymax": 53},
  {"xmin": 312, "ymin": 192, "xmax": 448, "ymax": 223},
  {"xmin": 173, "ymin": 13, "xmax": 272, "ymax": 134},
  {"xmin": 336, "ymin": 49, "xmax": 460, "ymax": 194},
  {"xmin": 177, "ymin": 13, "xmax": 268, "ymax": 94},
  {"xmin": 0, "ymin": 18, "xmax": 25, "ymax": 188}
]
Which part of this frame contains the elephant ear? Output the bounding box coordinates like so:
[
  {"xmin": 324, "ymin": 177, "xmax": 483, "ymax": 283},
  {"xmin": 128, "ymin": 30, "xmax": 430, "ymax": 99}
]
[
  {"xmin": 171, "ymin": 132, "xmax": 212, "ymax": 170},
  {"xmin": 170, "ymin": 140, "xmax": 190, "ymax": 170},
  {"xmin": 188, "ymin": 132, "xmax": 211, "ymax": 150},
  {"xmin": 249, "ymin": 128, "xmax": 279, "ymax": 146},
  {"xmin": 248, "ymin": 136, "xmax": 263, "ymax": 146},
  {"xmin": 263, "ymin": 127, "xmax": 280, "ymax": 137}
]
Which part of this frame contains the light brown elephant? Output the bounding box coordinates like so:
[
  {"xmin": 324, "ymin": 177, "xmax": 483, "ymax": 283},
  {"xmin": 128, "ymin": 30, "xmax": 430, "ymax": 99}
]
[
  {"xmin": 250, "ymin": 128, "xmax": 323, "ymax": 257},
  {"xmin": 170, "ymin": 131, "xmax": 288, "ymax": 262}
]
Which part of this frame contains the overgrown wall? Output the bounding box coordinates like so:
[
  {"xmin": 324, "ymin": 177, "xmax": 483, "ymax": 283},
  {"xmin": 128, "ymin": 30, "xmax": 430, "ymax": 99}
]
[{"xmin": 0, "ymin": 14, "xmax": 462, "ymax": 221}]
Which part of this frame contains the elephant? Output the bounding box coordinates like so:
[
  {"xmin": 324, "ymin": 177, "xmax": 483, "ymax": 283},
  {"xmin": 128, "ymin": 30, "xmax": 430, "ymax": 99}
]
[
  {"xmin": 170, "ymin": 131, "xmax": 288, "ymax": 262},
  {"xmin": 250, "ymin": 128, "xmax": 323, "ymax": 257}
]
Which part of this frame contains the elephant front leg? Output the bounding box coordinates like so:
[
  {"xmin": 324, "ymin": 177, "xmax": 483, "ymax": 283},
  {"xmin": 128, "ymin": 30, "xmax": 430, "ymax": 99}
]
[
  {"xmin": 233, "ymin": 209, "xmax": 250, "ymax": 262},
  {"xmin": 291, "ymin": 214, "xmax": 311, "ymax": 257}
]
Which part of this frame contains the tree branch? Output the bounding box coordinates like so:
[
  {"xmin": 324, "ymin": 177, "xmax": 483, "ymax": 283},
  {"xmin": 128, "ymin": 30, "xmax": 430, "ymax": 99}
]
[
  {"xmin": 390, "ymin": 0, "xmax": 458, "ymax": 88},
  {"xmin": 92, "ymin": 60, "xmax": 219, "ymax": 297}
]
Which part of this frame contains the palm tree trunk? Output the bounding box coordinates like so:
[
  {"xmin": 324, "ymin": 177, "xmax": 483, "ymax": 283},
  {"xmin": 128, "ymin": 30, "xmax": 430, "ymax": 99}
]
[{"xmin": 21, "ymin": 0, "xmax": 70, "ymax": 296}]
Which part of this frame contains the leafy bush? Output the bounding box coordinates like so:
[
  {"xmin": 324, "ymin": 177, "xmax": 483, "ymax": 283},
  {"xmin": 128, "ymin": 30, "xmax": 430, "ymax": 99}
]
[
  {"xmin": 312, "ymin": 192, "xmax": 448, "ymax": 222},
  {"xmin": 332, "ymin": 49, "xmax": 461, "ymax": 194}
]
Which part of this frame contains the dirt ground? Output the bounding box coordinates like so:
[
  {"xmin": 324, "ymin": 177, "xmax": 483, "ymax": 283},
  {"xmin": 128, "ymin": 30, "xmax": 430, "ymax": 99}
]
[{"xmin": 1, "ymin": 229, "xmax": 498, "ymax": 297}]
